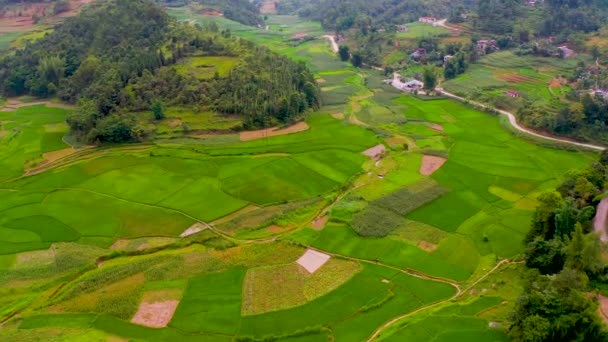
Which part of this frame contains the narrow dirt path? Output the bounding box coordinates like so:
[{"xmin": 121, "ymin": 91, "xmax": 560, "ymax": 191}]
[
  {"xmin": 594, "ymin": 197, "xmax": 608, "ymax": 243},
  {"xmin": 322, "ymin": 35, "xmax": 339, "ymax": 53},
  {"xmin": 366, "ymin": 259, "xmax": 514, "ymax": 341},
  {"xmin": 434, "ymin": 19, "xmax": 476, "ymax": 34},
  {"xmin": 439, "ymin": 89, "xmax": 605, "ymax": 151}
]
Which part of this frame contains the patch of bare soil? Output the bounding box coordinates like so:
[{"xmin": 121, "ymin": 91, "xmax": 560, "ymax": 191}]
[
  {"xmin": 420, "ymin": 155, "xmax": 447, "ymax": 176},
  {"xmin": 599, "ymin": 295, "xmax": 608, "ymax": 325},
  {"xmin": 316, "ymin": 78, "xmax": 326, "ymax": 84},
  {"xmin": 106, "ymin": 336, "xmax": 128, "ymax": 342},
  {"xmin": 0, "ymin": 17, "xmax": 34, "ymax": 33},
  {"xmin": 266, "ymin": 224, "xmax": 285, "ymax": 233},
  {"xmin": 180, "ymin": 222, "xmax": 207, "ymax": 237},
  {"xmin": 1, "ymin": 99, "xmax": 74, "ymax": 112},
  {"xmin": 41, "ymin": 148, "xmax": 79, "ymax": 164},
  {"xmin": 165, "ymin": 117, "xmax": 183, "ymax": 128},
  {"xmin": 16, "ymin": 249, "xmax": 54, "ymax": 267},
  {"xmin": 110, "ymin": 239, "xmax": 127, "ymax": 250},
  {"xmin": 0, "ymin": 1, "xmax": 91, "ymax": 33},
  {"xmin": 430, "ymin": 124, "xmax": 444, "ymax": 132},
  {"xmin": 0, "ymin": 130, "xmax": 8, "ymax": 139},
  {"xmin": 199, "ymin": 9, "xmax": 223, "ymax": 16},
  {"xmin": 549, "ymin": 78, "xmax": 562, "ymax": 88},
  {"xmin": 349, "ymin": 113, "xmax": 369, "ymax": 127},
  {"xmin": 260, "ymin": 0, "xmax": 278, "ymax": 14},
  {"xmin": 331, "ymin": 112, "xmax": 344, "ymax": 120},
  {"xmin": 311, "ymin": 215, "xmax": 329, "ymax": 230},
  {"xmin": 131, "ymin": 300, "xmax": 179, "ymax": 328},
  {"xmin": 240, "ymin": 122, "xmax": 309, "ymax": 141},
  {"xmin": 385, "ymin": 135, "xmax": 415, "ymax": 149},
  {"xmin": 25, "ymin": 146, "xmax": 94, "ymax": 175},
  {"xmin": 362, "ymin": 144, "xmax": 386, "ymax": 159},
  {"xmin": 417, "ymin": 240, "xmax": 438, "ymax": 252},
  {"xmin": 210, "ymin": 204, "xmax": 260, "ymax": 225},
  {"xmin": 497, "ymin": 74, "xmax": 536, "ymax": 83}
]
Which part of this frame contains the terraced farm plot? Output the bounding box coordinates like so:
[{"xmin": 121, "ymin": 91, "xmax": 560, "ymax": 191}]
[
  {"xmin": 396, "ymin": 22, "xmax": 450, "ymax": 39},
  {"xmin": 443, "ymin": 51, "xmax": 589, "ymax": 108},
  {"xmin": 0, "ymin": 104, "xmax": 71, "ymax": 181},
  {"xmin": 0, "ymin": 107, "xmax": 377, "ymax": 253}
]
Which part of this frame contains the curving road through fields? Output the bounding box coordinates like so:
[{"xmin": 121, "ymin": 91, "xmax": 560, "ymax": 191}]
[
  {"xmin": 322, "ymin": 35, "xmax": 339, "ymax": 53},
  {"xmin": 438, "ymin": 89, "xmax": 605, "ymax": 151}
]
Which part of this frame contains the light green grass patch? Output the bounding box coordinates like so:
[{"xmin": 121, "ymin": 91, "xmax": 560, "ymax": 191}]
[{"xmin": 173, "ymin": 56, "xmax": 238, "ymax": 79}]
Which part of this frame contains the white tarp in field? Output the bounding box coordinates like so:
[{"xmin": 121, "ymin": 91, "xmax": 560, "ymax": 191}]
[{"xmin": 296, "ymin": 249, "xmax": 331, "ymax": 274}]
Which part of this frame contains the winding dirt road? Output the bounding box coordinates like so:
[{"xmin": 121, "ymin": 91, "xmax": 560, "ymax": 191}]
[
  {"xmin": 434, "ymin": 18, "xmax": 472, "ymax": 33},
  {"xmin": 322, "ymin": 35, "xmax": 339, "ymax": 53},
  {"xmin": 438, "ymin": 89, "xmax": 605, "ymax": 151}
]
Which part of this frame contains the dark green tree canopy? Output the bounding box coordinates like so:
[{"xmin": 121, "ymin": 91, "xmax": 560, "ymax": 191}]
[{"xmin": 0, "ymin": 0, "xmax": 320, "ymax": 143}]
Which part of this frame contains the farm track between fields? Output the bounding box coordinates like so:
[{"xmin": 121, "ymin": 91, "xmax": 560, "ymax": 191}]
[
  {"xmin": 366, "ymin": 259, "xmax": 519, "ymax": 341},
  {"xmin": 438, "ymin": 89, "xmax": 605, "ymax": 151},
  {"xmin": 35, "ymin": 183, "xmax": 517, "ymax": 342}
]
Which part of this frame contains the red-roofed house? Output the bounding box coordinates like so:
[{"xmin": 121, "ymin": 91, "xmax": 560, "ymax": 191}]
[
  {"xmin": 410, "ymin": 48, "xmax": 426, "ymax": 58},
  {"xmin": 504, "ymin": 90, "xmax": 521, "ymax": 98},
  {"xmin": 292, "ymin": 32, "xmax": 307, "ymax": 39}
]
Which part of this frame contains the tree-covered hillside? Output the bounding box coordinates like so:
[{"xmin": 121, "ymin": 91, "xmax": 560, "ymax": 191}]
[
  {"xmin": 159, "ymin": 0, "xmax": 264, "ymax": 26},
  {"xmin": 277, "ymin": 0, "xmax": 468, "ymax": 31},
  {"xmin": 0, "ymin": 0, "xmax": 319, "ymax": 143},
  {"xmin": 193, "ymin": 0, "xmax": 263, "ymax": 26},
  {"xmin": 475, "ymin": 0, "xmax": 608, "ymax": 37}
]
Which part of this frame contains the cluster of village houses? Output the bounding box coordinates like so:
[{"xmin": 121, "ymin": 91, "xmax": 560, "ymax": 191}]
[
  {"xmin": 388, "ymin": 16, "xmax": 608, "ymax": 99},
  {"xmin": 282, "ymin": 15, "xmax": 606, "ymax": 99}
]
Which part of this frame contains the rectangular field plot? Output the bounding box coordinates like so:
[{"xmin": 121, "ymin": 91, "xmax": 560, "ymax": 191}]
[
  {"xmin": 170, "ymin": 268, "xmax": 245, "ymax": 334},
  {"xmin": 311, "ymin": 225, "xmax": 476, "ymax": 281},
  {"xmin": 407, "ymin": 191, "xmax": 485, "ymax": 232}
]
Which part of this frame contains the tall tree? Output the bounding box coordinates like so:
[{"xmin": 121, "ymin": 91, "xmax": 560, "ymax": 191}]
[
  {"xmin": 338, "ymin": 45, "xmax": 350, "ymax": 61},
  {"xmin": 422, "ymin": 67, "xmax": 437, "ymax": 92}
]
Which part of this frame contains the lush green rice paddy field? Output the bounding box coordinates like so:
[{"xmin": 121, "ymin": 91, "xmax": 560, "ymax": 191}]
[{"xmin": 0, "ymin": 14, "xmax": 596, "ymax": 342}]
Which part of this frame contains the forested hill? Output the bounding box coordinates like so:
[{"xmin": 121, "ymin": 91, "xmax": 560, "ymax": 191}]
[
  {"xmin": 475, "ymin": 0, "xmax": 608, "ymax": 36},
  {"xmin": 193, "ymin": 0, "xmax": 264, "ymax": 26},
  {"xmin": 277, "ymin": 0, "xmax": 465, "ymax": 31},
  {"xmin": 0, "ymin": 0, "xmax": 320, "ymax": 143},
  {"xmin": 159, "ymin": 0, "xmax": 263, "ymax": 26}
]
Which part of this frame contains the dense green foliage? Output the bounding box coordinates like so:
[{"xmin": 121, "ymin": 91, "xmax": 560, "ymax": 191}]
[
  {"xmin": 518, "ymin": 93, "xmax": 608, "ymax": 146},
  {"xmin": 192, "ymin": 0, "xmax": 263, "ymax": 26},
  {"xmin": 510, "ymin": 154, "xmax": 608, "ymax": 341},
  {"xmin": 278, "ymin": 0, "xmax": 462, "ymax": 31},
  {"xmin": 0, "ymin": 0, "xmax": 319, "ymax": 142}
]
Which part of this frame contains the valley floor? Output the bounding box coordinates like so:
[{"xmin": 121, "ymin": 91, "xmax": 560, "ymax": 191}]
[{"xmin": 0, "ymin": 13, "xmax": 599, "ymax": 342}]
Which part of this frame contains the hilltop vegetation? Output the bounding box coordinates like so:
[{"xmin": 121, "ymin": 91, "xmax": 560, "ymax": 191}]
[
  {"xmin": 475, "ymin": 0, "xmax": 608, "ymax": 37},
  {"xmin": 0, "ymin": 0, "xmax": 319, "ymax": 143},
  {"xmin": 278, "ymin": 0, "xmax": 461, "ymax": 31},
  {"xmin": 185, "ymin": 0, "xmax": 264, "ymax": 26}
]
